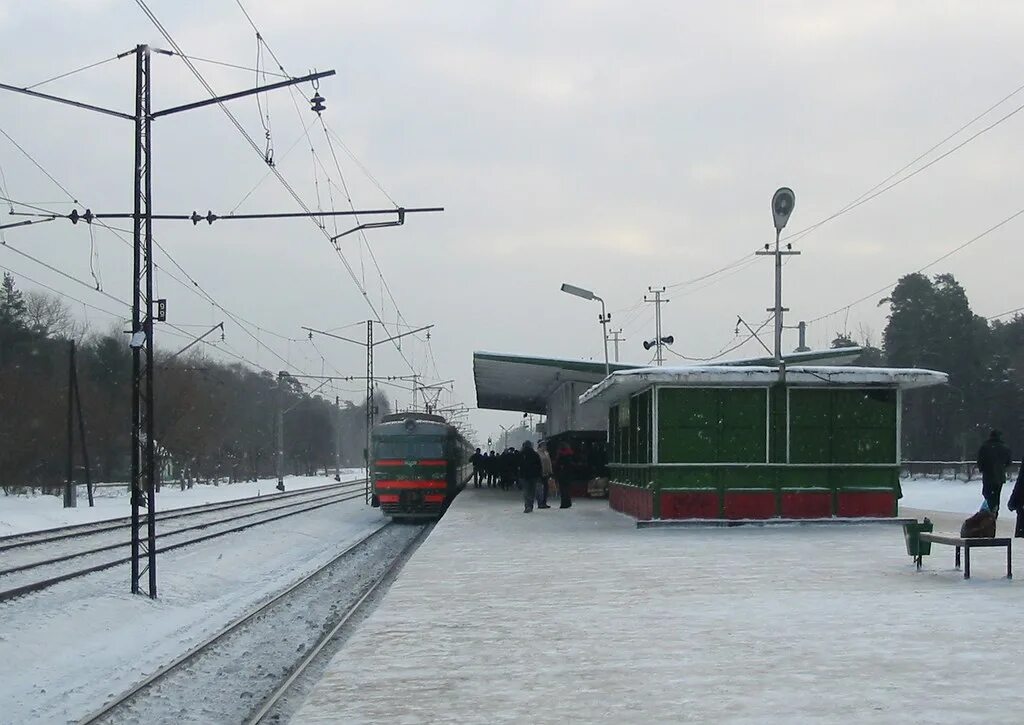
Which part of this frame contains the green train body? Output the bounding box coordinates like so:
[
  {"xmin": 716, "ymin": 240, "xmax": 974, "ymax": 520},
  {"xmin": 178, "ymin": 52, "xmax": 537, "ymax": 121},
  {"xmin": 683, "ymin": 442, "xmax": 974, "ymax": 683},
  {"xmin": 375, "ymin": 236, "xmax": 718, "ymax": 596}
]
[{"xmin": 371, "ymin": 412, "xmax": 472, "ymax": 519}]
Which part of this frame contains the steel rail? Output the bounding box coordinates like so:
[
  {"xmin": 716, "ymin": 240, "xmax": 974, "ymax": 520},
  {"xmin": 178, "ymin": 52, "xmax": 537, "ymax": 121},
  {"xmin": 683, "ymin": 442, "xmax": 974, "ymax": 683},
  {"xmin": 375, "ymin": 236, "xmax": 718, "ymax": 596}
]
[
  {"xmin": 75, "ymin": 521, "xmax": 394, "ymax": 725},
  {"xmin": 0, "ymin": 487, "xmax": 361, "ymax": 577},
  {"xmin": 0, "ymin": 490, "xmax": 366, "ymax": 603},
  {"xmin": 0, "ymin": 478, "xmax": 366, "ymax": 551},
  {"xmin": 245, "ymin": 522, "xmax": 433, "ymax": 724}
]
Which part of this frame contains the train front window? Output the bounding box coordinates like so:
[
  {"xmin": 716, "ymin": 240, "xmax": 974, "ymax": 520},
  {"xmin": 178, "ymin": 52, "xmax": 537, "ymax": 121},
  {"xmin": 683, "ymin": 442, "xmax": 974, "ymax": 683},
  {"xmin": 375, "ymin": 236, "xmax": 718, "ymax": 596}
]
[{"xmin": 376, "ymin": 439, "xmax": 445, "ymax": 459}]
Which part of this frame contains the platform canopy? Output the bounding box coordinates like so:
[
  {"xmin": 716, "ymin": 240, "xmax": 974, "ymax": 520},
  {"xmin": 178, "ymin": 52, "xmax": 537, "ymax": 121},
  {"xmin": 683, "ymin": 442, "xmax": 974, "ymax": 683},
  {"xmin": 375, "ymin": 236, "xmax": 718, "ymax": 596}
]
[
  {"xmin": 473, "ymin": 347, "xmax": 866, "ymax": 414},
  {"xmin": 473, "ymin": 352, "xmax": 634, "ymax": 414},
  {"xmin": 578, "ymin": 364, "xmax": 949, "ymax": 409}
]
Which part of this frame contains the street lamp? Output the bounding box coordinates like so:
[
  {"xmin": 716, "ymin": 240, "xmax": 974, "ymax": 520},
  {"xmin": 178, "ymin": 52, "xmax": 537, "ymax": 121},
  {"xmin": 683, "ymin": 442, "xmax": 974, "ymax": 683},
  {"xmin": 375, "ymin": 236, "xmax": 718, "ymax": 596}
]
[
  {"xmin": 560, "ymin": 283, "xmax": 610, "ymax": 377},
  {"xmin": 499, "ymin": 424, "xmax": 513, "ymax": 451},
  {"xmin": 756, "ymin": 188, "xmax": 798, "ymax": 365}
]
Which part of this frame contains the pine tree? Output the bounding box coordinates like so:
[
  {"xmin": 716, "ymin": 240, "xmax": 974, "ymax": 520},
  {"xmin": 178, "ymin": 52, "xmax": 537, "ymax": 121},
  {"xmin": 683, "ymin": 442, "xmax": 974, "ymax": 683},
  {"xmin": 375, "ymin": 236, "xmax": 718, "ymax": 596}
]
[
  {"xmin": 0, "ymin": 272, "xmax": 27, "ymax": 333},
  {"xmin": 0, "ymin": 272, "xmax": 31, "ymax": 363},
  {"xmin": 882, "ymin": 272, "xmax": 990, "ymax": 459}
]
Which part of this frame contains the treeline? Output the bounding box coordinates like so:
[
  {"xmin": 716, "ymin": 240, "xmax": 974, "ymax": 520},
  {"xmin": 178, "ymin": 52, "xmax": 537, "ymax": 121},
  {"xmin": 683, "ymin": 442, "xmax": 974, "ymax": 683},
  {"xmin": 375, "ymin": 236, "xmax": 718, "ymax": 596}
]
[
  {"xmin": 836, "ymin": 272, "xmax": 1024, "ymax": 461},
  {"xmin": 0, "ymin": 273, "xmax": 389, "ymax": 494},
  {"xmin": 4, "ymin": 269, "xmax": 1020, "ymax": 491}
]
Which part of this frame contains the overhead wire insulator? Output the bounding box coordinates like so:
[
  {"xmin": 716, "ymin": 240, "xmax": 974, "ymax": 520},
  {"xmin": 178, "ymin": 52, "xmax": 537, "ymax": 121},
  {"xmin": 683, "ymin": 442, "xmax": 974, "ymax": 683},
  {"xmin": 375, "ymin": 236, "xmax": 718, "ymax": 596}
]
[{"xmin": 310, "ymin": 92, "xmax": 326, "ymax": 115}]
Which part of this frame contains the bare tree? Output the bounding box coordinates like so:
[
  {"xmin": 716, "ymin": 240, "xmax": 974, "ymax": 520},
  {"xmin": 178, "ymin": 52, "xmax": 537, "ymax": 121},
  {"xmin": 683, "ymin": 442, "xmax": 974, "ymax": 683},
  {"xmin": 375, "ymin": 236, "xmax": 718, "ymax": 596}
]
[{"xmin": 24, "ymin": 290, "xmax": 84, "ymax": 341}]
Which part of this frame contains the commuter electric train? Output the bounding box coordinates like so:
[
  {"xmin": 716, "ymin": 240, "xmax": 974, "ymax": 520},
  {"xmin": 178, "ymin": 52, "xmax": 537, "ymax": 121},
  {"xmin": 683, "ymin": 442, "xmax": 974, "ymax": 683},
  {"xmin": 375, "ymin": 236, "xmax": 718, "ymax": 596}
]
[{"xmin": 370, "ymin": 412, "xmax": 472, "ymax": 520}]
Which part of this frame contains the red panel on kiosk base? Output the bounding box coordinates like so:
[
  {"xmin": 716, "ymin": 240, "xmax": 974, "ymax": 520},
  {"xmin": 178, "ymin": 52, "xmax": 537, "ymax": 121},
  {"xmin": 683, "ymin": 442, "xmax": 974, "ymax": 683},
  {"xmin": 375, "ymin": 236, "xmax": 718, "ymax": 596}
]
[
  {"xmin": 781, "ymin": 490, "xmax": 833, "ymax": 518},
  {"xmin": 836, "ymin": 490, "xmax": 896, "ymax": 517},
  {"xmin": 609, "ymin": 483, "xmax": 653, "ymax": 519},
  {"xmin": 660, "ymin": 490, "xmax": 719, "ymax": 519},
  {"xmin": 723, "ymin": 490, "xmax": 777, "ymax": 519}
]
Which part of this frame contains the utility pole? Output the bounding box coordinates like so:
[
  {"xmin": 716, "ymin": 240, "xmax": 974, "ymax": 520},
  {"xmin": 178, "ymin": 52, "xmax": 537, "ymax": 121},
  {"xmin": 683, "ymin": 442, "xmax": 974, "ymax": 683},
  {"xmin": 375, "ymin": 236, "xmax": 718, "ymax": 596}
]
[
  {"xmin": 131, "ymin": 44, "xmax": 155, "ymax": 596},
  {"xmin": 64, "ymin": 342, "xmax": 77, "ymax": 509},
  {"xmin": 644, "ymin": 287, "xmax": 669, "ymax": 366},
  {"xmin": 72, "ymin": 341, "xmax": 94, "ymax": 508},
  {"xmin": 334, "ymin": 396, "xmax": 342, "ymax": 481},
  {"xmin": 276, "ymin": 371, "xmax": 286, "ymax": 492},
  {"xmin": 609, "ymin": 329, "xmax": 625, "ymax": 362},
  {"xmin": 365, "ymin": 320, "xmax": 374, "ymax": 499},
  {"xmin": 756, "ymin": 188, "xmax": 798, "ymax": 373},
  {"xmin": 0, "ymin": 48, "xmax": 442, "ymax": 598},
  {"xmin": 598, "ymin": 309, "xmax": 611, "ymax": 375}
]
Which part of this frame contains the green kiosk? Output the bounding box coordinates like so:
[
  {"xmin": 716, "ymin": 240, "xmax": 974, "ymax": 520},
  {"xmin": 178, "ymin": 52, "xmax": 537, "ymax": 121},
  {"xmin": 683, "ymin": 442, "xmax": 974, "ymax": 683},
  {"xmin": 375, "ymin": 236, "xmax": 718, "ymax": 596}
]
[{"xmin": 578, "ymin": 365, "xmax": 947, "ymax": 521}]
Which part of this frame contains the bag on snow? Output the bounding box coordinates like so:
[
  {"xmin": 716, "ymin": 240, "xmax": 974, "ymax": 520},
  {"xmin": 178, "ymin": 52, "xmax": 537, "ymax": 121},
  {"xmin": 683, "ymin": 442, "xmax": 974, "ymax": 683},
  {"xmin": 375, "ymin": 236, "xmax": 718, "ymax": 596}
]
[{"xmin": 960, "ymin": 509, "xmax": 997, "ymax": 538}]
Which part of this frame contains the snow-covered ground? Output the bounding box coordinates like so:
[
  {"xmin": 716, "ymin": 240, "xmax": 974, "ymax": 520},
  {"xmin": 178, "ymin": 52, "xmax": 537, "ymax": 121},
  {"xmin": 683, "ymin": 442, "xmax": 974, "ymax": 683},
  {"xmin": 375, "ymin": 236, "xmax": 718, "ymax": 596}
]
[
  {"xmin": 295, "ymin": 488, "xmax": 1023, "ymax": 724},
  {"xmin": 0, "ymin": 494, "xmax": 384, "ymax": 725},
  {"xmin": 0, "ymin": 471, "xmax": 365, "ymax": 537},
  {"xmin": 900, "ymin": 475, "xmax": 991, "ymax": 513}
]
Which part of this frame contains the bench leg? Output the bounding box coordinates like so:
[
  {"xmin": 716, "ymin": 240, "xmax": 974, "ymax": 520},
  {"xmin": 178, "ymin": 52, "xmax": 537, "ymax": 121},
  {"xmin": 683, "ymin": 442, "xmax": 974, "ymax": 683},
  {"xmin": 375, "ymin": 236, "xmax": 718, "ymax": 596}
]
[
  {"xmin": 1008, "ymin": 542, "xmax": 1013, "ymax": 579},
  {"xmin": 955, "ymin": 546, "xmax": 961, "ymax": 569},
  {"xmin": 964, "ymin": 547, "xmax": 971, "ymax": 580}
]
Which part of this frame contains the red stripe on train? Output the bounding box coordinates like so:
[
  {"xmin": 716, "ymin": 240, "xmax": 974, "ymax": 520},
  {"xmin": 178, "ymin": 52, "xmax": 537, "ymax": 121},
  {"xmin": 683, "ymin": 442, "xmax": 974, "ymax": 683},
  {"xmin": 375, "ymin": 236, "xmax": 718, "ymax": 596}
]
[
  {"xmin": 424, "ymin": 494, "xmax": 445, "ymax": 503},
  {"xmin": 376, "ymin": 480, "xmax": 447, "ymax": 489},
  {"xmin": 378, "ymin": 494, "xmax": 400, "ymax": 503},
  {"xmin": 375, "ymin": 459, "xmax": 405, "ymax": 467}
]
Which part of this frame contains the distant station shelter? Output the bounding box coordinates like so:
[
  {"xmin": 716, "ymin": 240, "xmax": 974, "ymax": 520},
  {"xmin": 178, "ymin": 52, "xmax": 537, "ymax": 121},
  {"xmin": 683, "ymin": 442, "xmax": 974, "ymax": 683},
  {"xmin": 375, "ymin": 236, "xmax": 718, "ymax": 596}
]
[
  {"xmin": 578, "ymin": 365, "xmax": 947, "ymax": 521},
  {"xmin": 474, "ymin": 352, "xmax": 636, "ymax": 436}
]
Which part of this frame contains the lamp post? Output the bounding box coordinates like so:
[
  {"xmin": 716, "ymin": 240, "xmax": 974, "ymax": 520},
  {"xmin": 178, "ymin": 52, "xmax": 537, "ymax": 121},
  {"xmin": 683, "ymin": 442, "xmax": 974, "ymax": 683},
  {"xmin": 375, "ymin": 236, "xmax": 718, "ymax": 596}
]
[
  {"xmin": 756, "ymin": 188, "xmax": 798, "ymax": 366},
  {"xmin": 499, "ymin": 424, "xmax": 512, "ymax": 451},
  {"xmin": 560, "ymin": 283, "xmax": 610, "ymax": 377}
]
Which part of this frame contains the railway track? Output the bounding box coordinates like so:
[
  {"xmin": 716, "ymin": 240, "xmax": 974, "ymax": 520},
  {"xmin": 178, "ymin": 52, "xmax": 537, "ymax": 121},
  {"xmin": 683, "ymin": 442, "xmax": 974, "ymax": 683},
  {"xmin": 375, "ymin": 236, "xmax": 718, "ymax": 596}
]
[
  {"xmin": 0, "ymin": 479, "xmax": 369, "ymax": 602},
  {"xmin": 76, "ymin": 521, "xmax": 430, "ymax": 725},
  {"xmin": 0, "ymin": 478, "xmax": 365, "ymax": 552}
]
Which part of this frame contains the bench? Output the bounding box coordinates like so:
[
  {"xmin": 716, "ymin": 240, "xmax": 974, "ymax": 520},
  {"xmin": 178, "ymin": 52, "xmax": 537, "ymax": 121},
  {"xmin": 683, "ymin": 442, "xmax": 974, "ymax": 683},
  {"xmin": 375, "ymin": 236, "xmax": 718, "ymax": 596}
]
[{"xmin": 916, "ymin": 533, "xmax": 1012, "ymax": 579}]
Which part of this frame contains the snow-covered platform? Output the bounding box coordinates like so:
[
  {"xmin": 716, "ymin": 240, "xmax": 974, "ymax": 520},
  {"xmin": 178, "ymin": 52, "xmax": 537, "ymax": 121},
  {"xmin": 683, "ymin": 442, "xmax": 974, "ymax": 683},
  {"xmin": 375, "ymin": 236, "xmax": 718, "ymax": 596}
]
[{"xmin": 293, "ymin": 487, "xmax": 1021, "ymax": 724}]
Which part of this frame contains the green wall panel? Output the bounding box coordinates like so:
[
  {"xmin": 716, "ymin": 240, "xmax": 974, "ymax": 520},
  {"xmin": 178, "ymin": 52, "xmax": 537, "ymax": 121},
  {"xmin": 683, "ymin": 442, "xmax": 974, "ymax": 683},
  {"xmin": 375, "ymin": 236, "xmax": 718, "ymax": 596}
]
[
  {"xmin": 658, "ymin": 387, "xmax": 767, "ymax": 464},
  {"xmin": 789, "ymin": 388, "xmax": 897, "ymax": 464}
]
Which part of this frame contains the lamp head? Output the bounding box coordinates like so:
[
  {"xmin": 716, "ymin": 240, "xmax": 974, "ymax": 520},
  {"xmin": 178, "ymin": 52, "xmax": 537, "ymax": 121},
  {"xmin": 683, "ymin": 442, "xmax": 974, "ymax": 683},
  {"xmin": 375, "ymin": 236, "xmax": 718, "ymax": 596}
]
[
  {"xmin": 560, "ymin": 283, "xmax": 594, "ymax": 300},
  {"xmin": 772, "ymin": 187, "xmax": 796, "ymax": 232}
]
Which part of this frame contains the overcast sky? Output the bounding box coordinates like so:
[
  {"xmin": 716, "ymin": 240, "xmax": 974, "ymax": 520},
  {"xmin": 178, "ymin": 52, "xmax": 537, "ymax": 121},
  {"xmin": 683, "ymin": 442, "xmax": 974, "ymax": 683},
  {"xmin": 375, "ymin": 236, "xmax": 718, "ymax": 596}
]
[{"xmin": 2, "ymin": 1, "xmax": 1024, "ymax": 444}]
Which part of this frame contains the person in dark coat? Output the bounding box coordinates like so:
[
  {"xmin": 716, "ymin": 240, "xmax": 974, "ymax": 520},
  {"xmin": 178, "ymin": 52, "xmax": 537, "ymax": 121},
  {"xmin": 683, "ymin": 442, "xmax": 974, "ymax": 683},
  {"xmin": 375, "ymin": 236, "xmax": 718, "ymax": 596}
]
[
  {"xmin": 470, "ymin": 448, "xmax": 484, "ymax": 488},
  {"xmin": 487, "ymin": 450, "xmax": 498, "ymax": 487},
  {"xmin": 1007, "ymin": 462, "xmax": 1024, "ymax": 538},
  {"xmin": 496, "ymin": 449, "xmax": 507, "ymax": 489},
  {"xmin": 506, "ymin": 447, "xmax": 522, "ymax": 490},
  {"xmin": 554, "ymin": 440, "xmax": 575, "ymax": 509},
  {"xmin": 977, "ymin": 430, "xmax": 1012, "ymax": 513},
  {"xmin": 518, "ymin": 440, "xmax": 543, "ymax": 513},
  {"xmin": 499, "ymin": 448, "xmax": 517, "ymax": 490}
]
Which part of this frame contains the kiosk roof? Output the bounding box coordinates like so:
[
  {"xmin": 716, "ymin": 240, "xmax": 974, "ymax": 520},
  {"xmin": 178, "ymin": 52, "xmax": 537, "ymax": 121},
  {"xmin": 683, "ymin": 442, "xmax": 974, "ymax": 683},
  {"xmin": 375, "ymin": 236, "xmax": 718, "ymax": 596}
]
[
  {"xmin": 473, "ymin": 347, "xmax": 866, "ymax": 414},
  {"xmin": 578, "ymin": 364, "xmax": 949, "ymax": 409}
]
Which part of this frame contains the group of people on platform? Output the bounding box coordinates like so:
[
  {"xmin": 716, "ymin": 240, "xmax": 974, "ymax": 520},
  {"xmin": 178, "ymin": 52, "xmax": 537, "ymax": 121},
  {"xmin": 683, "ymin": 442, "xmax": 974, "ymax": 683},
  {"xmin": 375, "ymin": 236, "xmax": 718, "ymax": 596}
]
[{"xmin": 469, "ymin": 441, "xmax": 578, "ymax": 512}]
